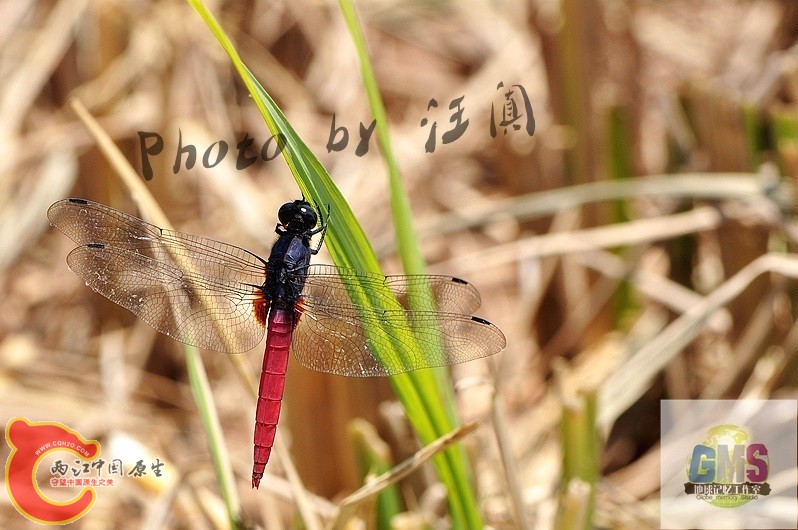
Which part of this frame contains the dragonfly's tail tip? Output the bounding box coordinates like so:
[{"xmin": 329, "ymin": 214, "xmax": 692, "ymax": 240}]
[{"xmin": 252, "ymin": 476, "xmax": 261, "ymax": 489}]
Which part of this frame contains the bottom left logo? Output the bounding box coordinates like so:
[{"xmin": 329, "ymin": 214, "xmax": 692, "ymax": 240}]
[{"xmin": 5, "ymin": 417, "xmax": 166, "ymax": 525}]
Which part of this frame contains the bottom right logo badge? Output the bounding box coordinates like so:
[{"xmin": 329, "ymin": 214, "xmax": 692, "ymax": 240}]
[
  {"xmin": 660, "ymin": 400, "xmax": 797, "ymax": 529},
  {"xmin": 684, "ymin": 424, "xmax": 770, "ymax": 508}
]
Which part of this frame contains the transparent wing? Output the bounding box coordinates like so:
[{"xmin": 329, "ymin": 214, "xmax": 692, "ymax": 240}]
[
  {"xmin": 292, "ymin": 267, "xmax": 506, "ymax": 377},
  {"xmin": 48, "ymin": 198, "xmax": 268, "ymax": 352}
]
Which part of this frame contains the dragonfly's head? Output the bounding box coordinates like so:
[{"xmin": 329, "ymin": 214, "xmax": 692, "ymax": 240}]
[{"xmin": 278, "ymin": 200, "xmax": 318, "ymax": 233}]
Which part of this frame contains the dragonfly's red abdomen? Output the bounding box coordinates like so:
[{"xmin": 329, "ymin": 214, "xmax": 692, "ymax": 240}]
[{"xmin": 252, "ymin": 307, "xmax": 294, "ymax": 489}]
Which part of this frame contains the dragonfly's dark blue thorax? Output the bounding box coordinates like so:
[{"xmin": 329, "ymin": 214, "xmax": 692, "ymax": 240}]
[
  {"xmin": 261, "ymin": 199, "xmax": 326, "ymax": 311},
  {"xmin": 263, "ymin": 234, "xmax": 312, "ymax": 309}
]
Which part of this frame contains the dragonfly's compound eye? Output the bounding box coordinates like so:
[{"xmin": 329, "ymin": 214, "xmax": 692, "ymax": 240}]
[{"xmin": 278, "ymin": 201, "xmax": 298, "ymax": 225}]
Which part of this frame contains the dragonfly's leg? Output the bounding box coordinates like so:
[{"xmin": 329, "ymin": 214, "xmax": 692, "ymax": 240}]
[{"xmin": 309, "ymin": 204, "xmax": 330, "ymax": 255}]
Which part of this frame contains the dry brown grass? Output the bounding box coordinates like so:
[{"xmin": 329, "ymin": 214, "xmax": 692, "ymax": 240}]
[{"xmin": 1, "ymin": 0, "xmax": 797, "ymax": 529}]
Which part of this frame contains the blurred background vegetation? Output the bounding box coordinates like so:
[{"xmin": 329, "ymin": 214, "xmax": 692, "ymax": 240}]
[{"xmin": 1, "ymin": 0, "xmax": 797, "ymax": 528}]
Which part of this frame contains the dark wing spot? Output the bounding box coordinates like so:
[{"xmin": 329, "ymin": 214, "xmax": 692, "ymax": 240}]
[
  {"xmin": 451, "ymin": 277, "xmax": 468, "ymax": 285},
  {"xmin": 68, "ymin": 198, "xmax": 89, "ymax": 205},
  {"xmin": 471, "ymin": 316, "xmax": 491, "ymax": 325},
  {"xmin": 87, "ymin": 243, "xmax": 105, "ymax": 249}
]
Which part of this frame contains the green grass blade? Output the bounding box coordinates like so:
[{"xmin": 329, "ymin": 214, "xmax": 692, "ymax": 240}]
[
  {"xmin": 349, "ymin": 419, "xmax": 404, "ymax": 529},
  {"xmin": 336, "ymin": 1, "xmax": 479, "ymax": 528},
  {"xmin": 337, "ymin": 0, "xmax": 423, "ymax": 276},
  {"xmin": 187, "ymin": 2, "xmax": 483, "ymax": 527},
  {"xmin": 604, "ymin": 102, "xmax": 638, "ymax": 327},
  {"xmin": 556, "ymin": 390, "xmax": 599, "ymax": 530},
  {"xmin": 185, "ymin": 345, "xmax": 241, "ymax": 529}
]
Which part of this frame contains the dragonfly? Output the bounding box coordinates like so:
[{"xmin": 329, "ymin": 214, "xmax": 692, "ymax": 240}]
[{"xmin": 48, "ymin": 197, "xmax": 506, "ymax": 488}]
